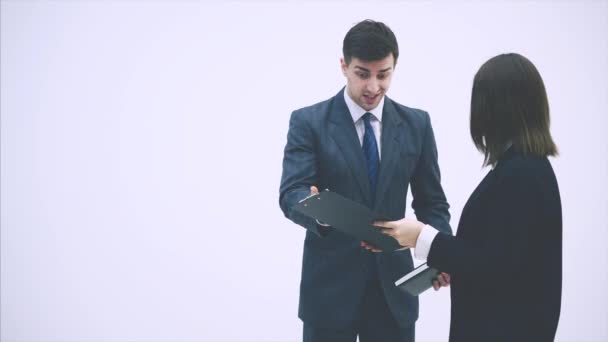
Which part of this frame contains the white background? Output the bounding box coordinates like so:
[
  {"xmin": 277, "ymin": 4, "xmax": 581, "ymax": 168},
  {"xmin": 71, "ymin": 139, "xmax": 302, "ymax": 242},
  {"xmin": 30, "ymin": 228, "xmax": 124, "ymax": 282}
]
[{"xmin": 1, "ymin": 1, "xmax": 607, "ymax": 341}]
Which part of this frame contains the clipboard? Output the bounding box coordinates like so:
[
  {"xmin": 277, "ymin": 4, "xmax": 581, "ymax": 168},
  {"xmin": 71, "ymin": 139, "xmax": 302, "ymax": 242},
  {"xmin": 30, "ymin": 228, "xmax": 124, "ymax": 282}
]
[
  {"xmin": 395, "ymin": 262, "xmax": 440, "ymax": 296},
  {"xmin": 292, "ymin": 190, "xmax": 404, "ymax": 251}
]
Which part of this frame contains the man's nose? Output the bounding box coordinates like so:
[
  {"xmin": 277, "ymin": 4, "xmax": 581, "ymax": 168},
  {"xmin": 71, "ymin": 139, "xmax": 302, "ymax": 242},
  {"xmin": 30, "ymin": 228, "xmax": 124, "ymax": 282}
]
[{"xmin": 366, "ymin": 78, "xmax": 380, "ymax": 93}]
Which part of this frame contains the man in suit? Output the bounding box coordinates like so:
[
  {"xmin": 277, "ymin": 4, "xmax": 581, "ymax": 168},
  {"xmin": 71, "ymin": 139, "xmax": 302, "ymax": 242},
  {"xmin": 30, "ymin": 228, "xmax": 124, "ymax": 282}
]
[{"xmin": 279, "ymin": 19, "xmax": 451, "ymax": 342}]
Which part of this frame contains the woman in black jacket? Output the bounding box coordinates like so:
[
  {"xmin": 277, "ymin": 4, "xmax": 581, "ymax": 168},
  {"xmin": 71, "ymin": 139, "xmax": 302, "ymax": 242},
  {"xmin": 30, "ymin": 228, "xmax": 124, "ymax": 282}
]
[{"xmin": 370, "ymin": 53, "xmax": 562, "ymax": 341}]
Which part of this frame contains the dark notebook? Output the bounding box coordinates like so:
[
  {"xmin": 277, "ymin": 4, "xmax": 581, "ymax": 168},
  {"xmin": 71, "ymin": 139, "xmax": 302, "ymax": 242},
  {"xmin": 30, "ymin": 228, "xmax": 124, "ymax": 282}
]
[
  {"xmin": 395, "ymin": 262, "xmax": 440, "ymax": 296},
  {"xmin": 292, "ymin": 190, "xmax": 403, "ymax": 251}
]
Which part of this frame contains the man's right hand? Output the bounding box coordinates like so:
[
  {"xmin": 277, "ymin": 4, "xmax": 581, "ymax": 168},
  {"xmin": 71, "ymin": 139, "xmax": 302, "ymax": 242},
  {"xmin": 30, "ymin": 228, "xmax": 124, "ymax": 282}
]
[
  {"xmin": 308, "ymin": 186, "xmax": 331, "ymax": 228},
  {"xmin": 300, "ymin": 185, "xmax": 320, "ymax": 202}
]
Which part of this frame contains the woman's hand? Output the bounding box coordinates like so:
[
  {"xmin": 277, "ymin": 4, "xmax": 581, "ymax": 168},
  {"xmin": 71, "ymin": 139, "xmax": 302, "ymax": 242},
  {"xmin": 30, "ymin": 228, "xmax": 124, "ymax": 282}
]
[{"xmin": 374, "ymin": 218, "xmax": 425, "ymax": 248}]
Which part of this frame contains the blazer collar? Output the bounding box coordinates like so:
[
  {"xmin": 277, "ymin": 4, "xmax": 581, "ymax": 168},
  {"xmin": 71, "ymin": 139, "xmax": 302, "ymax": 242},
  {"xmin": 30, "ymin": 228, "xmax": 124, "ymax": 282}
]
[
  {"xmin": 343, "ymin": 86, "xmax": 385, "ymax": 123},
  {"xmin": 328, "ymin": 88, "xmax": 372, "ymax": 204},
  {"xmin": 374, "ymin": 98, "xmax": 404, "ymax": 209},
  {"xmin": 328, "ymin": 88, "xmax": 405, "ymax": 209}
]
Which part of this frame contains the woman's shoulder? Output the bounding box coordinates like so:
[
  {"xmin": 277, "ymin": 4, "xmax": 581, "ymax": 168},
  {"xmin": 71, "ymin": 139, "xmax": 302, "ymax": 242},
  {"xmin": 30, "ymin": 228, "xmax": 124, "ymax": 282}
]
[{"xmin": 494, "ymin": 151, "xmax": 555, "ymax": 185}]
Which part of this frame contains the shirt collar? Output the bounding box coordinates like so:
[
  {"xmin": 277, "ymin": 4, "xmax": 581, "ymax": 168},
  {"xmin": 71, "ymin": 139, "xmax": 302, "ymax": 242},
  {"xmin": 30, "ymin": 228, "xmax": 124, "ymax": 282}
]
[{"xmin": 343, "ymin": 87, "xmax": 384, "ymax": 123}]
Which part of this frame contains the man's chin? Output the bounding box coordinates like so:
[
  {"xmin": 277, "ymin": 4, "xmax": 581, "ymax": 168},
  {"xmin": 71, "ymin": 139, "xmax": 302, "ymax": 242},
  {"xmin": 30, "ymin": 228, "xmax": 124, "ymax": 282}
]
[
  {"xmin": 359, "ymin": 96, "xmax": 382, "ymax": 111},
  {"xmin": 361, "ymin": 102, "xmax": 379, "ymax": 111}
]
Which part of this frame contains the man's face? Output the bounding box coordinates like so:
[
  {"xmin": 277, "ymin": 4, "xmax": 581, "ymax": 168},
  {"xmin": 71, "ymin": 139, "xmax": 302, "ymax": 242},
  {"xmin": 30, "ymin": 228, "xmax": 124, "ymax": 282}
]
[{"xmin": 341, "ymin": 54, "xmax": 395, "ymax": 111}]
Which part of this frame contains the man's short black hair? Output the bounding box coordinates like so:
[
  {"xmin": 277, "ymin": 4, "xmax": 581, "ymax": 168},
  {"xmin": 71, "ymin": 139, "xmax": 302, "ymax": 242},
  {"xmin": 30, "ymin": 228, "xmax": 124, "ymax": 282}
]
[
  {"xmin": 343, "ymin": 19, "xmax": 399, "ymax": 65},
  {"xmin": 470, "ymin": 53, "xmax": 558, "ymax": 166}
]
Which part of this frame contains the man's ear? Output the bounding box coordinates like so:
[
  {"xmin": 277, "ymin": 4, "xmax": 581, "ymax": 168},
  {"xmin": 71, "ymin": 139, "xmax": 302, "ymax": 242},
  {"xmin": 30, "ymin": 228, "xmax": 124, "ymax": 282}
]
[{"xmin": 340, "ymin": 57, "xmax": 348, "ymax": 75}]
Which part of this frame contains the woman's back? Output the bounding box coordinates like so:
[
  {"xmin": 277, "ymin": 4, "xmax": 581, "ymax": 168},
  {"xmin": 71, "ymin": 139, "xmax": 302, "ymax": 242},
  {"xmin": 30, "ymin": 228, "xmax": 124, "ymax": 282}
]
[
  {"xmin": 368, "ymin": 53, "xmax": 563, "ymax": 341},
  {"xmin": 446, "ymin": 149, "xmax": 562, "ymax": 341}
]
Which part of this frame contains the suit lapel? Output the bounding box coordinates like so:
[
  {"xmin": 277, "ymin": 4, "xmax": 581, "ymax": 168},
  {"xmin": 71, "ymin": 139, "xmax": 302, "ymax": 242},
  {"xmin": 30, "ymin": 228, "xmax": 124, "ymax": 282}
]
[
  {"xmin": 374, "ymin": 98, "xmax": 405, "ymax": 209},
  {"xmin": 328, "ymin": 89, "xmax": 372, "ymax": 204}
]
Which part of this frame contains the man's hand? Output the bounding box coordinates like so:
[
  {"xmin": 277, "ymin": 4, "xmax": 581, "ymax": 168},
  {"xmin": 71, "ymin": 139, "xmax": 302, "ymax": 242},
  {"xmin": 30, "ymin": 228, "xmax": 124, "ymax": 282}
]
[
  {"xmin": 360, "ymin": 241, "xmax": 382, "ymax": 252},
  {"xmin": 300, "ymin": 185, "xmax": 320, "ymax": 202},
  {"xmin": 360, "ymin": 241, "xmax": 408, "ymax": 253},
  {"xmin": 308, "ymin": 186, "xmax": 331, "ymax": 228}
]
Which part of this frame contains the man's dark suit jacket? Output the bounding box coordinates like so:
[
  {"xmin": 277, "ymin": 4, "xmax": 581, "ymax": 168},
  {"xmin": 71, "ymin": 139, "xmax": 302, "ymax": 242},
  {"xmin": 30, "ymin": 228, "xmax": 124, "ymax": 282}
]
[
  {"xmin": 279, "ymin": 88, "xmax": 451, "ymax": 329},
  {"xmin": 428, "ymin": 148, "xmax": 562, "ymax": 341}
]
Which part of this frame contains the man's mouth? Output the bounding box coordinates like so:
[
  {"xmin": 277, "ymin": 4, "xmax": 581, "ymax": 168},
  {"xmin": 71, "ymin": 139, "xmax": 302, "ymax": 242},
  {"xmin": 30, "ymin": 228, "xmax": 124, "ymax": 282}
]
[{"xmin": 363, "ymin": 94, "xmax": 380, "ymax": 104}]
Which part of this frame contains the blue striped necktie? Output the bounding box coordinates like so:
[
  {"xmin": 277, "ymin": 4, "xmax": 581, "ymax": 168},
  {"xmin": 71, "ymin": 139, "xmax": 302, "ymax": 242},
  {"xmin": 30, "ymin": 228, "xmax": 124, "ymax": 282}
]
[{"xmin": 362, "ymin": 112, "xmax": 380, "ymax": 199}]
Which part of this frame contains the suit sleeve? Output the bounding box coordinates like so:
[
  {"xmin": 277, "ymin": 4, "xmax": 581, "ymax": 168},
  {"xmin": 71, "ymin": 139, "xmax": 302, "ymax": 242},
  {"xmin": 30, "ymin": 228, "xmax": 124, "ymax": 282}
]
[
  {"xmin": 427, "ymin": 164, "xmax": 540, "ymax": 281},
  {"xmin": 410, "ymin": 112, "xmax": 452, "ymax": 235},
  {"xmin": 278, "ymin": 110, "xmax": 328, "ymax": 237}
]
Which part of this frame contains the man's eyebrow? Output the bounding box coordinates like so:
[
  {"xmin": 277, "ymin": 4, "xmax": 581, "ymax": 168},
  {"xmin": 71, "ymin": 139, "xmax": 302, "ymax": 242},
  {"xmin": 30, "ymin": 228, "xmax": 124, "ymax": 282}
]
[{"xmin": 354, "ymin": 66, "xmax": 393, "ymax": 73}]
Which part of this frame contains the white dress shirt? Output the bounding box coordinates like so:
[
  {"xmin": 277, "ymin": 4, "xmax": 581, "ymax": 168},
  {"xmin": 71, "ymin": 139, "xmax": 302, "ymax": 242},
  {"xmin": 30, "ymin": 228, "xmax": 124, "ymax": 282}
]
[
  {"xmin": 343, "ymin": 88, "xmax": 383, "ymax": 158},
  {"xmin": 414, "ymin": 225, "xmax": 439, "ymax": 260}
]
